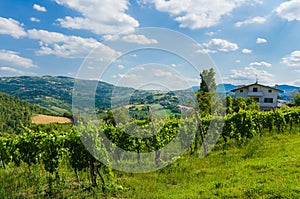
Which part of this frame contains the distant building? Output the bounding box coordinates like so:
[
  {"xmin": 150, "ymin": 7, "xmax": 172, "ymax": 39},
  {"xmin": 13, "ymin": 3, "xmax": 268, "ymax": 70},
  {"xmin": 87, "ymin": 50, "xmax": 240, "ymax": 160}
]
[{"xmin": 231, "ymin": 82, "xmax": 284, "ymax": 111}]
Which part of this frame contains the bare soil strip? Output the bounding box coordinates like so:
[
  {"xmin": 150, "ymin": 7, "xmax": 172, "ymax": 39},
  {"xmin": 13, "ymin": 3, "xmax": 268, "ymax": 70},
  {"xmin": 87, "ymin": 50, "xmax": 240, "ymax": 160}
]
[{"xmin": 31, "ymin": 114, "xmax": 72, "ymax": 124}]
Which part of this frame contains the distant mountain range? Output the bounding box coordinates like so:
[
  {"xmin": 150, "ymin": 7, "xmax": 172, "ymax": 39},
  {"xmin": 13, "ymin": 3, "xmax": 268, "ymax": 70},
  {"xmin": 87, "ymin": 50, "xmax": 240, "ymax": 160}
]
[
  {"xmin": 192, "ymin": 83, "xmax": 300, "ymax": 101},
  {"xmin": 191, "ymin": 84, "xmax": 238, "ymax": 93}
]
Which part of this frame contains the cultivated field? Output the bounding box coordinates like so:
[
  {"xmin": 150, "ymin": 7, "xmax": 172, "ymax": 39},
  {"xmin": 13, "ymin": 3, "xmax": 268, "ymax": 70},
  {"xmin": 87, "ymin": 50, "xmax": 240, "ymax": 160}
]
[{"xmin": 31, "ymin": 114, "xmax": 72, "ymax": 124}]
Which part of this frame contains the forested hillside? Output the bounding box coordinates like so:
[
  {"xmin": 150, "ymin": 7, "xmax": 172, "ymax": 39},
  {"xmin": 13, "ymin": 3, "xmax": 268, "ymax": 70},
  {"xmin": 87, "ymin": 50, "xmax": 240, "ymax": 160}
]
[
  {"xmin": 0, "ymin": 76, "xmax": 190, "ymax": 116},
  {"xmin": 0, "ymin": 76, "xmax": 141, "ymax": 114},
  {"xmin": 0, "ymin": 92, "xmax": 52, "ymax": 134}
]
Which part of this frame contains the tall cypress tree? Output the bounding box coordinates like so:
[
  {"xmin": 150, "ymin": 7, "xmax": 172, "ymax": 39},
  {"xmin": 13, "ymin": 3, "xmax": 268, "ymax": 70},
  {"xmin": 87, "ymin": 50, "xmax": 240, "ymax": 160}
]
[{"xmin": 197, "ymin": 68, "xmax": 217, "ymax": 117}]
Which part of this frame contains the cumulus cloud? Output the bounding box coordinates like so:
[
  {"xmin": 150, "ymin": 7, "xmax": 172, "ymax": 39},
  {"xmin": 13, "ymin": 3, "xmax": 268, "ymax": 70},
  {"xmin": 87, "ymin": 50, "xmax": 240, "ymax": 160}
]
[
  {"xmin": 276, "ymin": 0, "xmax": 300, "ymax": 21},
  {"xmin": 30, "ymin": 17, "xmax": 40, "ymax": 22},
  {"xmin": 139, "ymin": 0, "xmax": 260, "ymax": 29},
  {"xmin": 33, "ymin": 4, "xmax": 47, "ymax": 12},
  {"xmin": 228, "ymin": 66, "xmax": 273, "ymax": 85},
  {"xmin": 103, "ymin": 34, "xmax": 120, "ymax": 41},
  {"xmin": 0, "ymin": 50, "xmax": 37, "ymax": 68},
  {"xmin": 249, "ymin": 61, "xmax": 272, "ymax": 67},
  {"xmin": 202, "ymin": 38, "xmax": 239, "ymax": 52},
  {"xmin": 256, "ymin": 37, "xmax": 267, "ymax": 44},
  {"xmin": 284, "ymin": 79, "xmax": 300, "ymax": 87},
  {"xmin": 196, "ymin": 49, "xmax": 217, "ymax": 54},
  {"xmin": 235, "ymin": 16, "xmax": 266, "ymax": 27},
  {"xmin": 118, "ymin": 73, "xmax": 138, "ymax": 79},
  {"xmin": 153, "ymin": 69, "xmax": 173, "ymax": 78},
  {"xmin": 205, "ymin": 31, "xmax": 217, "ymax": 36},
  {"xmin": 118, "ymin": 64, "xmax": 125, "ymax": 69},
  {"xmin": 103, "ymin": 33, "xmax": 158, "ymax": 45},
  {"xmin": 0, "ymin": 66, "xmax": 25, "ymax": 75},
  {"xmin": 281, "ymin": 50, "xmax": 300, "ymax": 67},
  {"xmin": 54, "ymin": 0, "xmax": 139, "ymax": 34},
  {"xmin": 0, "ymin": 17, "xmax": 26, "ymax": 38},
  {"xmin": 242, "ymin": 49, "xmax": 252, "ymax": 54},
  {"xmin": 121, "ymin": 34, "xmax": 158, "ymax": 44},
  {"xmin": 27, "ymin": 29, "xmax": 119, "ymax": 59}
]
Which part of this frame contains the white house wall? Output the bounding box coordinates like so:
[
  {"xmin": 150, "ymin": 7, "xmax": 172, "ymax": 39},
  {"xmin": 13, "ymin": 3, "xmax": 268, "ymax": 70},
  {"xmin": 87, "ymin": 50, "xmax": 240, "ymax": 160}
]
[{"xmin": 233, "ymin": 85, "xmax": 280, "ymax": 109}]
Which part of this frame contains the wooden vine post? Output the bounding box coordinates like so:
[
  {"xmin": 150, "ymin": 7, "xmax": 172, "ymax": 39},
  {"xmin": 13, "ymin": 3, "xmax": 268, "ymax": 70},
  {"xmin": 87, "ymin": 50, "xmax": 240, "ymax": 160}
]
[
  {"xmin": 147, "ymin": 106, "xmax": 161, "ymax": 167},
  {"xmin": 194, "ymin": 108, "xmax": 208, "ymax": 157}
]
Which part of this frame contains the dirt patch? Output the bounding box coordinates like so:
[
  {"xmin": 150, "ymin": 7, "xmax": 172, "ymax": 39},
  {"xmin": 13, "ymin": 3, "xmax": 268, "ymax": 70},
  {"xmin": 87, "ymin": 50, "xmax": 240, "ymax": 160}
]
[{"xmin": 31, "ymin": 114, "xmax": 72, "ymax": 124}]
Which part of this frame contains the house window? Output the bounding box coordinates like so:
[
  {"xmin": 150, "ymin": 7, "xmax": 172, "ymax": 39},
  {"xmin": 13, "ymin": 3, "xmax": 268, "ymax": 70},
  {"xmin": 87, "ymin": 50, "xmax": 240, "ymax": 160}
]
[
  {"xmin": 253, "ymin": 87, "xmax": 258, "ymax": 92},
  {"xmin": 240, "ymin": 90, "xmax": 243, "ymax": 93},
  {"xmin": 264, "ymin": 98, "xmax": 273, "ymax": 103},
  {"xmin": 253, "ymin": 98, "xmax": 259, "ymax": 102},
  {"xmin": 268, "ymin": 90, "xmax": 272, "ymax": 93}
]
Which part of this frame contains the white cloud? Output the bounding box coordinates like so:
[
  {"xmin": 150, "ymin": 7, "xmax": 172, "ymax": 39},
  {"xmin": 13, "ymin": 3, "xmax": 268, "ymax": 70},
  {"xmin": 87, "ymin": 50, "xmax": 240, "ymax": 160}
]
[
  {"xmin": 55, "ymin": 0, "xmax": 139, "ymax": 34},
  {"xmin": 27, "ymin": 29, "xmax": 119, "ymax": 59},
  {"xmin": 205, "ymin": 31, "xmax": 216, "ymax": 36},
  {"xmin": 118, "ymin": 64, "xmax": 125, "ymax": 69},
  {"xmin": 171, "ymin": 64, "xmax": 177, "ymax": 67},
  {"xmin": 284, "ymin": 79, "xmax": 300, "ymax": 87},
  {"xmin": 153, "ymin": 69, "xmax": 173, "ymax": 78},
  {"xmin": 103, "ymin": 34, "xmax": 120, "ymax": 41},
  {"xmin": 242, "ymin": 49, "xmax": 252, "ymax": 54},
  {"xmin": 103, "ymin": 33, "xmax": 158, "ymax": 45},
  {"xmin": 140, "ymin": 0, "xmax": 260, "ymax": 29},
  {"xmin": 236, "ymin": 60, "xmax": 241, "ymax": 63},
  {"xmin": 203, "ymin": 38, "xmax": 239, "ymax": 52},
  {"xmin": 0, "ymin": 17, "xmax": 26, "ymax": 38},
  {"xmin": 0, "ymin": 50, "xmax": 37, "ymax": 68},
  {"xmin": 0, "ymin": 66, "xmax": 25, "ymax": 75},
  {"xmin": 33, "ymin": 4, "xmax": 47, "ymax": 12},
  {"xmin": 235, "ymin": 16, "xmax": 266, "ymax": 27},
  {"xmin": 121, "ymin": 34, "xmax": 158, "ymax": 44},
  {"xmin": 30, "ymin": 17, "xmax": 40, "ymax": 22},
  {"xmin": 196, "ymin": 49, "xmax": 217, "ymax": 54},
  {"xmin": 136, "ymin": 66, "xmax": 144, "ymax": 71},
  {"xmin": 256, "ymin": 37, "xmax": 267, "ymax": 44},
  {"xmin": 276, "ymin": 0, "xmax": 300, "ymax": 21},
  {"xmin": 228, "ymin": 66, "xmax": 273, "ymax": 85},
  {"xmin": 249, "ymin": 61, "xmax": 272, "ymax": 67},
  {"xmin": 118, "ymin": 73, "xmax": 138, "ymax": 79},
  {"xmin": 281, "ymin": 50, "xmax": 300, "ymax": 67}
]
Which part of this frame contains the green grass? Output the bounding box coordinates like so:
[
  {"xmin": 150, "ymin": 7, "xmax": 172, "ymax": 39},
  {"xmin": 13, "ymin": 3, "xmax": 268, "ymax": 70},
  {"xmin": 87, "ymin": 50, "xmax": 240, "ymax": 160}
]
[
  {"xmin": 117, "ymin": 129, "xmax": 300, "ymax": 198},
  {"xmin": 1, "ymin": 128, "xmax": 300, "ymax": 198}
]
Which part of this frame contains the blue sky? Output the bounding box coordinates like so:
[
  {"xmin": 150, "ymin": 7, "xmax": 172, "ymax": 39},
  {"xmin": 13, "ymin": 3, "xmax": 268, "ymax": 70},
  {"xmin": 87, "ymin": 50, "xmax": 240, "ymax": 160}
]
[{"xmin": 0, "ymin": 0, "xmax": 300, "ymax": 88}]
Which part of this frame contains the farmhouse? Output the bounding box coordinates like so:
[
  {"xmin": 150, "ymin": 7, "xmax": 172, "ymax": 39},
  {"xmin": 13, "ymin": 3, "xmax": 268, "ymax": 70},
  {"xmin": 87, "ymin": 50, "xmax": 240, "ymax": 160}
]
[{"xmin": 231, "ymin": 82, "xmax": 284, "ymax": 111}]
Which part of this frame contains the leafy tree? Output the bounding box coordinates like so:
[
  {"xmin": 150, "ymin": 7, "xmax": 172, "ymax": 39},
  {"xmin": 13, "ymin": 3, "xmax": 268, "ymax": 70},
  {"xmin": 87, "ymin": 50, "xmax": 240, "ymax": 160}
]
[
  {"xmin": 245, "ymin": 98, "xmax": 260, "ymax": 111},
  {"xmin": 225, "ymin": 95, "xmax": 233, "ymax": 114},
  {"xmin": 197, "ymin": 68, "xmax": 217, "ymax": 117},
  {"xmin": 232, "ymin": 97, "xmax": 246, "ymax": 113},
  {"xmin": 199, "ymin": 68, "xmax": 217, "ymax": 92},
  {"xmin": 294, "ymin": 93, "xmax": 300, "ymax": 106},
  {"xmin": 0, "ymin": 92, "xmax": 52, "ymax": 134}
]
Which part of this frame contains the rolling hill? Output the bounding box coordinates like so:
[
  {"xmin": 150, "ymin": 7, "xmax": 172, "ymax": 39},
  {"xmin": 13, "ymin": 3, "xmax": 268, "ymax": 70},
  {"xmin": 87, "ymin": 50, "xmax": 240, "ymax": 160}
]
[
  {"xmin": 1, "ymin": 76, "xmax": 299, "ymax": 116},
  {"xmin": 0, "ymin": 76, "xmax": 137, "ymax": 114},
  {"xmin": 0, "ymin": 76, "xmax": 181, "ymax": 115},
  {"xmin": 0, "ymin": 91, "xmax": 52, "ymax": 134}
]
